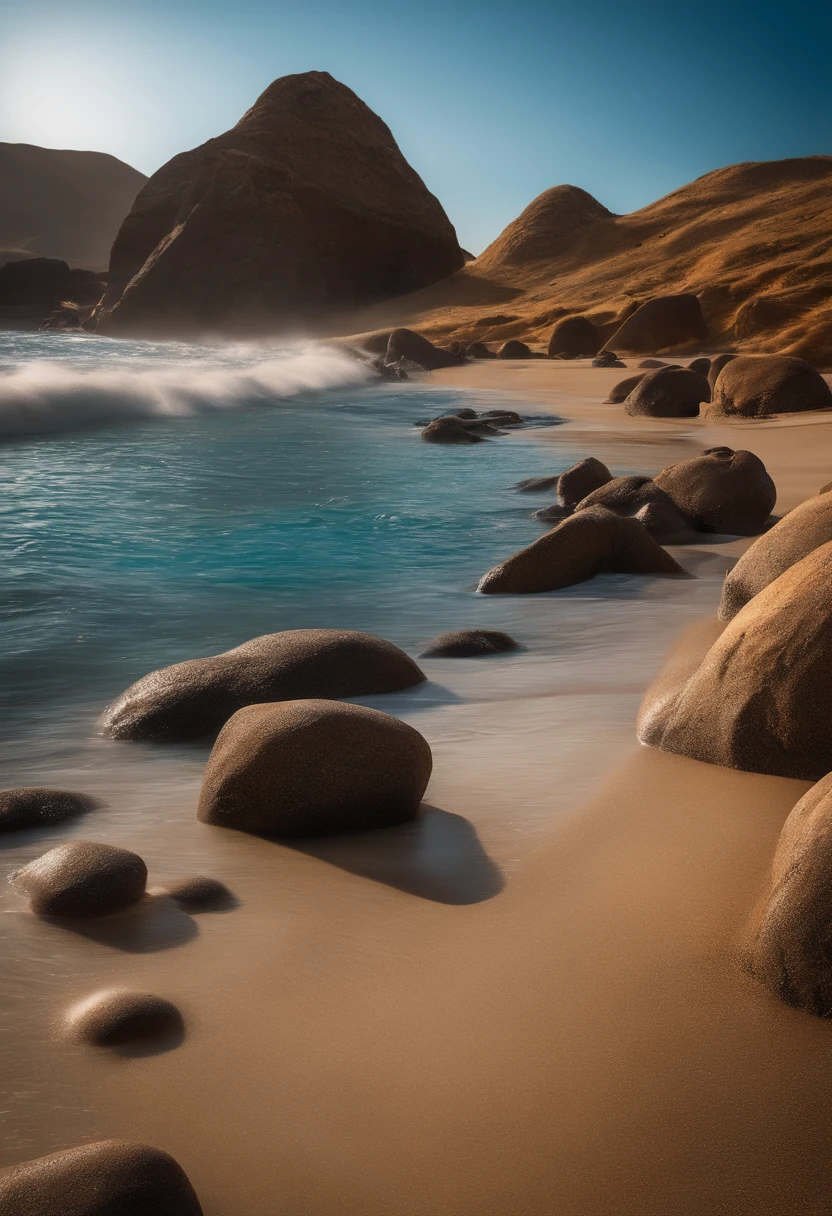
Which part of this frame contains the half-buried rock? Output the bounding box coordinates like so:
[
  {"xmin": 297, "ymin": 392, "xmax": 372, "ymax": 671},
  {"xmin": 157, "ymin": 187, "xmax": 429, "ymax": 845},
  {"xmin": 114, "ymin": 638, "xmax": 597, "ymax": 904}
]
[
  {"xmin": 0, "ymin": 787, "xmax": 97, "ymax": 833},
  {"xmin": 709, "ymin": 354, "xmax": 832, "ymax": 418},
  {"xmin": 103, "ymin": 629, "xmax": 425, "ymax": 742},
  {"xmin": 745, "ymin": 772, "xmax": 832, "ymax": 1018},
  {"xmin": 0, "ymin": 1140, "xmax": 203, "ymax": 1215},
  {"xmin": 605, "ymin": 373, "xmax": 644, "ymax": 404},
  {"xmin": 418, "ymin": 629, "xmax": 518, "ymax": 657},
  {"xmin": 478, "ymin": 506, "xmax": 684, "ymax": 594},
  {"xmin": 638, "ymin": 539, "xmax": 832, "ymax": 780},
  {"xmin": 624, "ymin": 366, "xmax": 709, "ymax": 418},
  {"xmin": 197, "ymin": 699, "xmax": 432, "ymax": 837},
  {"xmin": 547, "ymin": 316, "xmax": 601, "ymax": 358},
  {"xmin": 385, "ymin": 328, "xmax": 464, "ymax": 371},
  {"xmin": 573, "ymin": 476, "xmax": 695, "ymax": 540},
  {"xmin": 157, "ymin": 875, "xmax": 234, "ymax": 909},
  {"xmin": 497, "ymin": 340, "xmax": 532, "ymax": 359},
  {"xmin": 11, "ymin": 842, "xmax": 147, "ymax": 917},
  {"xmin": 65, "ymin": 990, "xmax": 184, "ymax": 1047},
  {"xmin": 421, "ymin": 418, "xmax": 485, "ymax": 444},
  {"xmin": 654, "ymin": 447, "xmax": 776, "ymax": 535},
  {"xmin": 606, "ymin": 293, "xmax": 708, "ymax": 353},
  {"xmin": 719, "ymin": 491, "xmax": 832, "ymax": 619}
]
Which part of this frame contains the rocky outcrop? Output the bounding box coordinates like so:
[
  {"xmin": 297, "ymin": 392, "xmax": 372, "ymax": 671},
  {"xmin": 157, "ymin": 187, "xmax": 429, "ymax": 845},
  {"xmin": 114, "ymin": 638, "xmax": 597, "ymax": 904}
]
[
  {"xmin": 65, "ymin": 991, "xmax": 184, "ymax": 1046},
  {"xmin": 0, "ymin": 257, "xmax": 69, "ymax": 305},
  {"xmin": 197, "ymin": 699, "xmax": 432, "ymax": 836},
  {"xmin": 638, "ymin": 540, "xmax": 832, "ymax": 780},
  {"xmin": 709, "ymin": 354, "xmax": 832, "ymax": 418},
  {"xmin": 745, "ymin": 773, "xmax": 832, "ymax": 1018},
  {"xmin": 623, "ymin": 366, "xmax": 709, "ymax": 417},
  {"xmin": 654, "ymin": 447, "xmax": 776, "ymax": 535},
  {"xmin": 478, "ymin": 506, "xmax": 684, "ymax": 594},
  {"xmin": 602, "ymin": 294, "xmax": 708, "ymax": 354},
  {"xmin": 547, "ymin": 316, "xmax": 602, "ymax": 358},
  {"xmin": 605, "ymin": 373, "xmax": 645, "ymax": 403},
  {"xmin": 557, "ymin": 457, "xmax": 613, "ymax": 509},
  {"xmin": 418, "ymin": 629, "xmax": 518, "ymax": 657},
  {"xmin": 0, "ymin": 787, "xmax": 97, "ymax": 833},
  {"xmin": 574, "ymin": 476, "xmax": 695, "ymax": 540},
  {"xmin": 102, "ymin": 629, "xmax": 425, "ymax": 742},
  {"xmin": 385, "ymin": 328, "xmax": 464, "ymax": 370},
  {"xmin": 93, "ymin": 72, "xmax": 463, "ymax": 337},
  {"xmin": 11, "ymin": 842, "xmax": 147, "ymax": 917},
  {"xmin": 719, "ymin": 491, "xmax": 832, "ymax": 618},
  {"xmin": 0, "ymin": 1140, "xmax": 203, "ymax": 1215}
]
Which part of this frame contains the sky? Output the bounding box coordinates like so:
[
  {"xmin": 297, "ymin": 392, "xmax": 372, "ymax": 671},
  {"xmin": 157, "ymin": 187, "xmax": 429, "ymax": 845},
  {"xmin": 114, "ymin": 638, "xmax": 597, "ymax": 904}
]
[{"xmin": 1, "ymin": 0, "xmax": 830, "ymax": 253}]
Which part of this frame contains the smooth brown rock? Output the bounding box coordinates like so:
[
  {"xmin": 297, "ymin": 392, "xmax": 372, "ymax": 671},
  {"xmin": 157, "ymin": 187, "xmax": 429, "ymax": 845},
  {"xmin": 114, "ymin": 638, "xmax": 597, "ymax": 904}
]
[
  {"xmin": 638, "ymin": 540, "xmax": 832, "ymax": 779},
  {"xmin": 605, "ymin": 373, "xmax": 645, "ymax": 404},
  {"xmin": 496, "ymin": 340, "xmax": 532, "ymax": 359},
  {"xmin": 709, "ymin": 354, "xmax": 832, "ymax": 418},
  {"xmin": 158, "ymin": 875, "xmax": 233, "ymax": 909},
  {"xmin": 418, "ymin": 629, "xmax": 518, "ymax": 657},
  {"xmin": 557, "ymin": 457, "xmax": 613, "ymax": 509},
  {"xmin": 688, "ymin": 357, "xmax": 711, "ymax": 376},
  {"xmin": 606, "ymin": 293, "xmax": 708, "ymax": 353},
  {"xmin": 197, "ymin": 699, "xmax": 432, "ymax": 837},
  {"xmin": 745, "ymin": 773, "xmax": 832, "ymax": 1018},
  {"xmin": 385, "ymin": 328, "xmax": 464, "ymax": 371},
  {"xmin": 707, "ymin": 352, "xmax": 737, "ymax": 389},
  {"xmin": 637, "ymin": 358, "xmax": 669, "ymax": 368},
  {"xmin": 654, "ymin": 446, "xmax": 776, "ymax": 534},
  {"xmin": 0, "ymin": 257, "xmax": 70, "ymax": 305},
  {"xmin": 93, "ymin": 72, "xmax": 463, "ymax": 337},
  {"xmin": 467, "ymin": 342, "xmax": 495, "ymax": 359},
  {"xmin": 65, "ymin": 991, "xmax": 184, "ymax": 1046},
  {"xmin": 0, "ymin": 787, "xmax": 97, "ymax": 833},
  {"xmin": 513, "ymin": 474, "xmax": 560, "ymax": 493},
  {"xmin": 478, "ymin": 506, "xmax": 684, "ymax": 594},
  {"xmin": 11, "ymin": 842, "xmax": 147, "ymax": 918},
  {"xmin": 592, "ymin": 350, "xmax": 624, "ymax": 368},
  {"xmin": 0, "ymin": 1140, "xmax": 203, "ymax": 1215},
  {"xmin": 624, "ymin": 366, "xmax": 710, "ymax": 417},
  {"xmin": 547, "ymin": 315, "xmax": 601, "ymax": 358},
  {"xmin": 102, "ymin": 629, "xmax": 425, "ymax": 742},
  {"xmin": 421, "ymin": 418, "xmax": 485, "ymax": 444},
  {"xmin": 574, "ymin": 476, "xmax": 695, "ymax": 539},
  {"xmin": 719, "ymin": 491, "xmax": 832, "ymax": 618}
]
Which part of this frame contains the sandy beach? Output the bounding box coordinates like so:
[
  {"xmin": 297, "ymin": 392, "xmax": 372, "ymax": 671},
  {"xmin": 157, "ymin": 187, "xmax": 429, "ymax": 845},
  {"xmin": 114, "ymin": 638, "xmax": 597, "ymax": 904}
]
[{"xmin": 3, "ymin": 357, "xmax": 832, "ymax": 1215}]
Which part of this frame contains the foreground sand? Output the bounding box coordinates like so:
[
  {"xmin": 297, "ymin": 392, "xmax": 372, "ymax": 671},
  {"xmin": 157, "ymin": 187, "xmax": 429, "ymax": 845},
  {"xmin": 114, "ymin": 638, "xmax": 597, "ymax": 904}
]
[{"xmin": 4, "ymin": 360, "xmax": 832, "ymax": 1214}]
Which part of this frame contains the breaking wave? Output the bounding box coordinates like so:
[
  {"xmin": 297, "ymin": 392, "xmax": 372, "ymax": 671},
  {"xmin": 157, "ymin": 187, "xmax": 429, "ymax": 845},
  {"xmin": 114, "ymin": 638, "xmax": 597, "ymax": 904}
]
[{"xmin": 0, "ymin": 344, "xmax": 373, "ymax": 439}]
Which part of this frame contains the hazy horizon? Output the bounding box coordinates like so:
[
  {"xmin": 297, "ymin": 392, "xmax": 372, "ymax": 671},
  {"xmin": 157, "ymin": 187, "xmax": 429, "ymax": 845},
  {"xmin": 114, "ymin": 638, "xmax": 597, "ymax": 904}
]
[{"xmin": 2, "ymin": 0, "xmax": 831, "ymax": 253}]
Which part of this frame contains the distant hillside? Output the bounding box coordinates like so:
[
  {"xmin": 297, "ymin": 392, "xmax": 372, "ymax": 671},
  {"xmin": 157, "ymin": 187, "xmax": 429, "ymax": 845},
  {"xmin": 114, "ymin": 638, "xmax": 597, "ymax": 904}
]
[
  {"xmin": 334, "ymin": 157, "xmax": 832, "ymax": 366},
  {"xmin": 0, "ymin": 144, "xmax": 146, "ymax": 271}
]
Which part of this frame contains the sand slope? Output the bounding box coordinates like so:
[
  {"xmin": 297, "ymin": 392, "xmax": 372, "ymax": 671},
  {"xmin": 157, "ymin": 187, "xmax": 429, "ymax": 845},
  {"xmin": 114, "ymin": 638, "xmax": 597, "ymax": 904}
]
[{"xmin": 334, "ymin": 157, "xmax": 832, "ymax": 366}]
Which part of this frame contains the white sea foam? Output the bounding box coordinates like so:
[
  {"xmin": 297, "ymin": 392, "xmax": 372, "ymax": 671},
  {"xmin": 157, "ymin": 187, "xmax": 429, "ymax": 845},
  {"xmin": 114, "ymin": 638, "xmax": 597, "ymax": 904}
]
[{"xmin": 0, "ymin": 344, "xmax": 373, "ymax": 438}]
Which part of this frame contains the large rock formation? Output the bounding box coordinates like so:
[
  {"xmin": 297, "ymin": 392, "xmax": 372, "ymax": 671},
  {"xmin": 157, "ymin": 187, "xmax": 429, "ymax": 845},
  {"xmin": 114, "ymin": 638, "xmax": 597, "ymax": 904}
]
[
  {"xmin": 93, "ymin": 72, "xmax": 463, "ymax": 337},
  {"xmin": 719, "ymin": 491, "xmax": 832, "ymax": 618},
  {"xmin": 638, "ymin": 540, "xmax": 832, "ymax": 780},
  {"xmin": 573, "ymin": 476, "xmax": 694, "ymax": 540},
  {"xmin": 709, "ymin": 354, "xmax": 832, "ymax": 417},
  {"xmin": 654, "ymin": 447, "xmax": 776, "ymax": 535},
  {"xmin": 608, "ymin": 294, "xmax": 708, "ymax": 354}
]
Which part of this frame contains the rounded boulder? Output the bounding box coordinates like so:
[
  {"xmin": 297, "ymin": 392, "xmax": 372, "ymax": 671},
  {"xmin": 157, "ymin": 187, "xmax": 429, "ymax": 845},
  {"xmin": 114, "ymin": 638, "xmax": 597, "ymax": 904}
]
[
  {"xmin": 0, "ymin": 787, "xmax": 97, "ymax": 833},
  {"xmin": 158, "ymin": 875, "xmax": 234, "ymax": 909},
  {"xmin": 557, "ymin": 456, "xmax": 613, "ymax": 509},
  {"xmin": 197, "ymin": 699, "xmax": 433, "ymax": 837},
  {"xmin": 707, "ymin": 352, "xmax": 737, "ymax": 389},
  {"xmin": 11, "ymin": 842, "xmax": 147, "ymax": 918},
  {"xmin": 65, "ymin": 990, "xmax": 184, "ymax": 1047},
  {"xmin": 102, "ymin": 629, "xmax": 426, "ymax": 742},
  {"xmin": 654, "ymin": 446, "xmax": 776, "ymax": 535},
  {"xmin": 624, "ymin": 367, "xmax": 710, "ymax": 418},
  {"xmin": 422, "ymin": 418, "xmax": 485, "ymax": 443},
  {"xmin": 547, "ymin": 316, "xmax": 602, "ymax": 359},
  {"xmin": 606, "ymin": 293, "xmax": 708, "ymax": 353},
  {"xmin": 418, "ymin": 629, "xmax": 518, "ymax": 657},
  {"xmin": 709, "ymin": 354, "xmax": 832, "ymax": 418},
  {"xmin": 605, "ymin": 373, "xmax": 645, "ymax": 404},
  {"xmin": 574, "ymin": 475, "xmax": 695, "ymax": 540},
  {"xmin": 496, "ymin": 340, "xmax": 532, "ymax": 359},
  {"xmin": 385, "ymin": 328, "xmax": 464, "ymax": 370}
]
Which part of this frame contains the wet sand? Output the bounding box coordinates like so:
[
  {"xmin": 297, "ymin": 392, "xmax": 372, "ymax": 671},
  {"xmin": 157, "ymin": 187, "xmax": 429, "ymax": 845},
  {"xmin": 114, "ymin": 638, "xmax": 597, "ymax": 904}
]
[{"xmin": 4, "ymin": 360, "xmax": 832, "ymax": 1214}]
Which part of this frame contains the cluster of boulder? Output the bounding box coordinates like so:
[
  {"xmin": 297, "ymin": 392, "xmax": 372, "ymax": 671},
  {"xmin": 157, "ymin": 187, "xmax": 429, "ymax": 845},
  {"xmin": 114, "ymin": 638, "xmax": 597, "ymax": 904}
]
[{"xmin": 420, "ymin": 407, "xmax": 524, "ymax": 444}]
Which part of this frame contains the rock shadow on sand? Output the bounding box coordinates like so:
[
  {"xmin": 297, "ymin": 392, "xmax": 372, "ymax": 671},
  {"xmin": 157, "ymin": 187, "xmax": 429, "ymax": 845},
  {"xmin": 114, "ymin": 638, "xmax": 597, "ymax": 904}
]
[
  {"xmin": 47, "ymin": 894, "xmax": 198, "ymax": 953},
  {"xmin": 287, "ymin": 805, "xmax": 503, "ymax": 904}
]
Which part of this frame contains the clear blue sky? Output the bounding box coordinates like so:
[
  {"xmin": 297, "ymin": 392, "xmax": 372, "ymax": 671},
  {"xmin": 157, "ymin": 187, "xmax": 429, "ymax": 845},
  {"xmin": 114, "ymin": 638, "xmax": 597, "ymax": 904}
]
[{"xmin": 1, "ymin": 0, "xmax": 830, "ymax": 252}]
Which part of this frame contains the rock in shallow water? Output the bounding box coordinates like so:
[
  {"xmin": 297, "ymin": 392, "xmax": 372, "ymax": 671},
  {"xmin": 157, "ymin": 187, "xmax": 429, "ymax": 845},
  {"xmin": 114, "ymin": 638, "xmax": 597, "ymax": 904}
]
[
  {"xmin": 158, "ymin": 875, "xmax": 234, "ymax": 909},
  {"xmin": 0, "ymin": 787, "xmax": 97, "ymax": 833},
  {"xmin": 102, "ymin": 629, "xmax": 425, "ymax": 742},
  {"xmin": 197, "ymin": 699, "xmax": 432, "ymax": 837},
  {"xmin": 0, "ymin": 1139, "xmax": 203, "ymax": 1215},
  {"xmin": 654, "ymin": 447, "xmax": 775, "ymax": 535},
  {"xmin": 418, "ymin": 629, "xmax": 518, "ymax": 657},
  {"xmin": 557, "ymin": 457, "xmax": 613, "ymax": 509},
  {"xmin": 11, "ymin": 842, "xmax": 147, "ymax": 917},
  {"xmin": 574, "ymin": 475, "xmax": 695, "ymax": 540},
  {"xmin": 65, "ymin": 990, "xmax": 184, "ymax": 1046}
]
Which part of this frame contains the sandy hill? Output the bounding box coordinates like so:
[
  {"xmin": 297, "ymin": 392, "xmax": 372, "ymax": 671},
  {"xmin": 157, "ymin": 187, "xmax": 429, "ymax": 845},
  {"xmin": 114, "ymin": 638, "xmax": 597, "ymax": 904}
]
[
  {"xmin": 333, "ymin": 157, "xmax": 832, "ymax": 366},
  {"xmin": 0, "ymin": 143, "xmax": 146, "ymax": 271}
]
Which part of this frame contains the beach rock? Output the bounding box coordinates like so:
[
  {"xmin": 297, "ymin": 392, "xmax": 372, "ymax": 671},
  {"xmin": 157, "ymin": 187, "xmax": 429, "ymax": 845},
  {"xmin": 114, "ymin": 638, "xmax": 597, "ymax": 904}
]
[
  {"xmin": 746, "ymin": 773, "xmax": 832, "ymax": 1018},
  {"xmin": 638, "ymin": 539, "xmax": 832, "ymax": 780},
  {"xmin": 0, "ymin": 787, "xmax": 97, "ymax": 833},
  {"xmin": 102, "ymin": 629, "xmax": 425, "ymax": 742},
  {"xmin": 385, "ymin": 328, "xmax": 464, "ymax": 371},
  {"xmin": 557, "ymin": 456, "xmax": 613, "ymax": 509},
  {"xmin": 533, "ymin": 503, "xmax": 571, "ymax": 524},
  {"xmin": 709, "ymin": 354, "xmax": 832, "ymax": 418},
  {"xmin": 0, "ymin": 1140, "xmax": 203, "ymax": 1216},
  {"xmin": 821, "ymin": 481, "xmax": 832, "ymax": 494},
  {"xmin": 654, "ymin": 447, "xmax": 776, "ymax": 534},
  {"xmin": 605, "ymin": 373, "xmax": 645, "ymax": 404},
  {"xmin": 574, "ymin": 476, "xmax": 695, "ymax": 540},
  {"xmin": 592, "ymin": 351, "xmax": 625, "ymax": 368},
  {"xmin": 11, "ymin": 842, "xmax": 147, "ymax": 918},
  {"xmin": 606, "ymin": 293, "xmax": 708, "ymax": 353},
  {"xmin": 421, "ymin": 418, "xmax": 485, "ymax": 443},
  {"xmin": 197, "ymin": 699, "xmax": 432, "ymax": 837},
  {"xmin": 478, "ymin": 506, "xmax": 684, "ymax": 594},
  {"xmin": 158, "ymin": 875, "xmax": 233, "ymax": 909},
  {"xmin": 513, "ymin": 475, "xmax": 560, "ymax": 493},
  {"xmin": 418, "ymin": 629, "xmax": 518, "ymax": 657},
  {"xmin": 707, "ymin": 352, "xmax": 737, "ymax": 389},
  {"xmin": 624, "ymin": 366, "xmax": 710, "ymax": 418},
  {"xmin": 0, "ymin": 257, "xmax": 70, "ymax": 306},
  {"xmin": 637, "ymin": 359, "xmax": 669, "ymax": 368},
  {"xmin": 719, "ymin": 491, "xmax": 832, "ymax": 619},
  {"xmin": 65, "ymin": 990, "xmax": 184, "ymax": 1046},
  {"xmin": 467, "ymin": 342, "xmax": 495, "ymax": 359},
  {"xmin": 547, "ymin": 316, "xmax": 602, "ymax": 358},
  {"xmin": 496, "ymin": 340, "xmax": 532, "ymax": 359},
  {"xmin": 450, "ymin": 407, "xmax": 478, "ymax": 419},
  {"xmin": 482, "ymin": 409, "xmax": 522, "ymax": 423},
  {"xmin": 688, "ymin": 357, "xmax": 711, "ymax": 376},
  {"xmin": 93, "ymin": 72, "xmax": 463, "ymax": 337}
]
